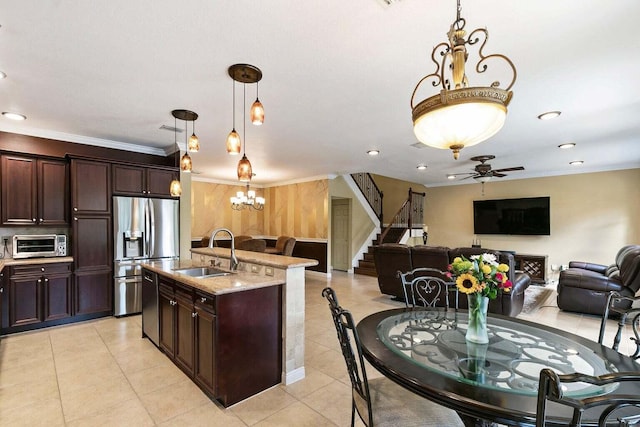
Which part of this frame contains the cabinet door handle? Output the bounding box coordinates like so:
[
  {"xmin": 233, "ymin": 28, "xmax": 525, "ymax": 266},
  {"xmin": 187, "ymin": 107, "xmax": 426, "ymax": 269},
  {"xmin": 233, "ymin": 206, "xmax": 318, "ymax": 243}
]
[
  {"xmin": 37, "ymin": 279, "xmax": 42, "ymax": 284},
  {"xmin": 44, "ymin": 278, "xmax": 49, "ymax": 283},
  {"xmin": 74, "ymin": 217, "xmax": 78, "ymax": 221},
  {"xmin": 192, "ymin": 312, "xmax": 198, "ymax": 318},
  {"xmin": 32, "ymin": 218, "xmax": 37, "ymax": 222},
  {"xmin": 0, "ymin": 287, "xmax": 3, "ymax": 293}
]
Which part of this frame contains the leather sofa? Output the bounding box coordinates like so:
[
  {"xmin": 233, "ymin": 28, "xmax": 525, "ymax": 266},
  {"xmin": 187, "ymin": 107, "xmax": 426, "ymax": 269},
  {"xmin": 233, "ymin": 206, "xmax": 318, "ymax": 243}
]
[
  {"xmin": 373, "ymin": 244, "xmax": 531, "ymax": 317},
  {"xmin": 557, "ymin": 245, "xmax": 640, "ymax": 315}
]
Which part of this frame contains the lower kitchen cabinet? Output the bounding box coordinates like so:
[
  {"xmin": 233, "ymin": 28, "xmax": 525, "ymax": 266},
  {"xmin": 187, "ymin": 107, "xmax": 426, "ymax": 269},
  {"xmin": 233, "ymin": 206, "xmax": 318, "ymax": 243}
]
[
  {"xmin": 73, "ymin": 269, "xmax": 112, "ymax": 316},
  {"xmin": 4, "ymin": 263, "xmax": 72, "ymax": 333},
  {"xmin": 153, "ymin": 277, "xmax": 282, "ymax": 406}
]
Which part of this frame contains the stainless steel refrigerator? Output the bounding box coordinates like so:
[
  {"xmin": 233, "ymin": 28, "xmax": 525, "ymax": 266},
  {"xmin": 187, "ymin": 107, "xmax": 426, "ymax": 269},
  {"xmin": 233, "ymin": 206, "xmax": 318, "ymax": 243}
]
[{"xmin": 113, "ymin": 196, "xmax": 179, "ymax": 317}]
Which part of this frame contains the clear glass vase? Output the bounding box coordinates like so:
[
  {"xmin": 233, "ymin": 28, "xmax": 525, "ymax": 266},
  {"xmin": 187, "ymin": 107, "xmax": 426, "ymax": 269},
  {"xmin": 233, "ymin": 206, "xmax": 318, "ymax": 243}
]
[{"xmin": 466, "ymin": 293, "xmax": 489, "ymax": 344}]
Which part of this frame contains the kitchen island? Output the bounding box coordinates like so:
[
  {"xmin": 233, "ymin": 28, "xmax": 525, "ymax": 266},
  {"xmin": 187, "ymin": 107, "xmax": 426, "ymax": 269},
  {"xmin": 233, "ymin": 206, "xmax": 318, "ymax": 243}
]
[{"xmin": 142, "ymin": 249, "xmax": 318, "ymax": 406}]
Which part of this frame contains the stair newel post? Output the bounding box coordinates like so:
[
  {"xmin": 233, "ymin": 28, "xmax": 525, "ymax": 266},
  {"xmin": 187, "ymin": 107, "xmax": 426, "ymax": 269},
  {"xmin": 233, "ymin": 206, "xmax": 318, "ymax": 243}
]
[{"xmin": 408, "ymin": 188, "xmax": 413, "ymax": 231}]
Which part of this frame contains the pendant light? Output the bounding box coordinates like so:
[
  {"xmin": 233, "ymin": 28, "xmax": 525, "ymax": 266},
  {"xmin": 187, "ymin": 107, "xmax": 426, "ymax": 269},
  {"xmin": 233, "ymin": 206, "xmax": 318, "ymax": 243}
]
[
  {"xmin": 237, "ymin": 83, "xmax": 253, "ymax": 182},
  {"xmin": 169, "ymin": 115, "xmax": 182, "ymax": 197},
  {"xmin": 227, "ymin": 64, "xmax": 263, "ymax": 155},
  {"xmin": 169, "ymin": 109, "xmax": 198, "ymax": 196},
  {"xmin": 410, "ymin": 0, "xmax": 516, "ymax": 159},
  {"xmin": 250, "ymin": 81, "xmax": 264, "ymax": 125},
  {"xmin": 188, "ymin": 120, "xmax": 199, "ymax": 152},
  {"xmin": 226, "ymin": 78, "xmax": 241, "ymax": 155}
]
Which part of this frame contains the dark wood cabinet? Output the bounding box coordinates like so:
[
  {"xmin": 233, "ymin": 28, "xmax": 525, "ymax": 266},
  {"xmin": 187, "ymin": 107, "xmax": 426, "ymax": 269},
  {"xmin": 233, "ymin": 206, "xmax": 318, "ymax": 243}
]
[
  {"xmin": 153, "ymin": 276, "xmax": 281, "ymax": 406},
  {"xmin": 514, "ymin": 253, "xmax": 548, "ymax": 284},
  {"xmin": 1, "ymin": 155, "xmax": 68, "ymax": 226},
  {"xmin": 175, "ymin": 287, "xmax": 195, "ymax": 376},
  {"xmin": 70, "ymin": 158, "xmax": 111, "ymax": 215},
  {"xmin": 72, "ymin": 215, "xmax": 112, "ymax": 271},
  {"xmin": 194, "ymin": 294, "xmax": 216, "ymax": 396},
  {"xmin": 69, "ymin": 157, "xmax": 113, "ymax": 319},
  {"xmin": 159, "ymin": 279, "xmax": 176, "ymax": 358},
  {"xmin": 73, "ymin": 269, "xmax": 112, "ymax": 316},
  {"xmin": 6, "ymin": 263, "xmax": 72, "ymax": 331},
  {"xmin": 112, "ymin": 164, "xmax": 177, "ymax": 198}
]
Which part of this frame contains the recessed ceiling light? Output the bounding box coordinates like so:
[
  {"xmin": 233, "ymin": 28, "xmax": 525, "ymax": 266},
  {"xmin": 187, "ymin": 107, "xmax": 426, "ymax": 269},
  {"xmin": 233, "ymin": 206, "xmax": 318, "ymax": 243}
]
[
  {"xmin": 416, "ymin": 164, "xmax": 427, "ymax": 170},
  {"xmin": 569, "ymin": 160, "xmax": 584, "ymax": 166},
  {"xmin": 2, "ymin": 112, "xmax": 26, "ymax": 121},
  {"xmin": 538, "ymin": 111, "xmax": 561, "ymax": 120},
  {"xmin": 447, "ymin": 174, "xmax": 456, "ymax": 180},
  {"xmin": 558, "ymin": 143, "xmax": 576, "ymax": 149},
  {"xmin": 0, "ymin": 71, "xmax": 6, "ymax": 79},
  {"xmin": 367, "ymin": 150, "xmax": 380, "ymax": 156}
]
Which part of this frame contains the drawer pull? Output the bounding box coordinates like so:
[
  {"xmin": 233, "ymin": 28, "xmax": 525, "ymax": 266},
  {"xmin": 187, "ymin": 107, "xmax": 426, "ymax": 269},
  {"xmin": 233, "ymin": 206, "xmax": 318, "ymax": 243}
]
[
  {"xmin": 192, "ymin": 312, "xmax": 198, "ymax": 318},
  {"xmin": 200, "ymin": 297, "xmax": 207, "ymax": 303}
]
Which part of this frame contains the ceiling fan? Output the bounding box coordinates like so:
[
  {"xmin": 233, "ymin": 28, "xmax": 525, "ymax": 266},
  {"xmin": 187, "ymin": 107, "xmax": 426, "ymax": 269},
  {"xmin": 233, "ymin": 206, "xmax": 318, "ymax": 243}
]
[{"xmin": 457, "ymin": 155, "xmax": 525, "ymax": 183}]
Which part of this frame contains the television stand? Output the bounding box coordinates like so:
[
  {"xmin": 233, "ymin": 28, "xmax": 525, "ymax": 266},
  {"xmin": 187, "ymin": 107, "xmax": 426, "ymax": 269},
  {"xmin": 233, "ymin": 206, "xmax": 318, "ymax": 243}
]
[{"xmin": 514, "ymin": 253, "xmax": 547, "ymax": 285}]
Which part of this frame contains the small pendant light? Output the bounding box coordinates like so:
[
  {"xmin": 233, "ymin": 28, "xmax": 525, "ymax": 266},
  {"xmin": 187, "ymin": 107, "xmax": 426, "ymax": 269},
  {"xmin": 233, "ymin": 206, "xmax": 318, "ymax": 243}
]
[
  {"xmin": 226, "ymin": 78, "xmax": 242, "ymax": 155},
  {"xmin": 250, "ymin": 81, "xmax": 264, "ymax": 125},
  {"xmin": 188, "ymin": 120, "xmax": 199, "ymax": 152},
  {"xmin": 169, "ymin": 115, "xmax": 182, "ymax": 197},
  {"xmin": 237, "ymin": 82, "xmax": 253, "ymax": 182}
]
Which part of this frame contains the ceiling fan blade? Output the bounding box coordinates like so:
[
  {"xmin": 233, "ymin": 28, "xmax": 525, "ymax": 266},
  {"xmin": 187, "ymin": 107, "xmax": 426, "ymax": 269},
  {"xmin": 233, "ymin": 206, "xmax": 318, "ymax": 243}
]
[
  {"xmin": 460, "ymin": 175, "xmax": 477, "ymax": 180},
  {"xmin": 493, "ymin": 166, "xmax": 524, "ymax": 173},
  {"xmin": 492, "ymin": 172, "xmax": 507, "ymax": 178}
]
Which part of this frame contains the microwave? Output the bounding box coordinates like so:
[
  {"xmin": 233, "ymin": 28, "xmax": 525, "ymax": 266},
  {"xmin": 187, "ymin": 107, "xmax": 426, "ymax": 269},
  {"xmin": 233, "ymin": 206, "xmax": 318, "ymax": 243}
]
[{"xmin": 12, "ymin": 234, "xmax": 67, "ymax": 259}]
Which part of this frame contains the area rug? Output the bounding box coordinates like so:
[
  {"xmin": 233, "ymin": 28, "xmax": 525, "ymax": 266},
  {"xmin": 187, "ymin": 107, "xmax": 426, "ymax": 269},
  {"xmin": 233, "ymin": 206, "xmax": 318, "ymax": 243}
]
[{"xmin": 521, "ymin": 285, "xmax": 555, "ymax": 314}]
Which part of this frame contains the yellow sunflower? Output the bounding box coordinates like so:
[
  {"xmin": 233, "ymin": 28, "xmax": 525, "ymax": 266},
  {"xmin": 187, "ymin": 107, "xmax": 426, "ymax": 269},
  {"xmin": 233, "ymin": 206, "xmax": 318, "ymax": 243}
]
[{"xmin": 456, "ymin": 273, "xmax": 481, "ymax": 294}]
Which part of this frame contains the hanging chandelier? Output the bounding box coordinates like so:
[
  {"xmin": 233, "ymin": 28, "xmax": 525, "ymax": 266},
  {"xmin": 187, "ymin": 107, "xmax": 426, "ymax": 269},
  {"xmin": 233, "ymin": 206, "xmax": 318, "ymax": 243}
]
[
  {"xmin": 410, "ymin": 0, "xmax": 516, "ymax": 160},
  {"xmin": 169, "ymin": 109, "xmax": 198, "ymax": 197},
  {"xmin": 231, "ymin": 183, "xmax": 265, "ymax": 211},
  {"xmin": 226, "ymin": 64, "xmax": 264, "ymax": 155}
]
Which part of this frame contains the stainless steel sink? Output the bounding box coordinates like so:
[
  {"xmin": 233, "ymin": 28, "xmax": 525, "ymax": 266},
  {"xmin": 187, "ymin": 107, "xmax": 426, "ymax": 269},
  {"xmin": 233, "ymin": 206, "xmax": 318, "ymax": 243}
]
[{"xmin": 173, "ymin": 266, "xmax": 231, "ymax": 278}]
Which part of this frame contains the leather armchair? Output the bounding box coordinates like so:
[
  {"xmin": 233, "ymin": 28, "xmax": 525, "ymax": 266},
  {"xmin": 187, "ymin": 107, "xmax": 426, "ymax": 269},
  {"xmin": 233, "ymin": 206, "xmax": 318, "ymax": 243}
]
[{"xmin": 557, "ymin": 245, "xmax": 640, "ymax": 315}]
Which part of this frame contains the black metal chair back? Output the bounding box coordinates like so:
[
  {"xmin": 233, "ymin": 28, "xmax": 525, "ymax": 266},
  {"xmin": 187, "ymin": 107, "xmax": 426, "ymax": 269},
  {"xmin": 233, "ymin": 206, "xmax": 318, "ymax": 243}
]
[
  {"xmin": 598, "ymin": 291, "xmax": 640, "ymax": 359},
  {"xmin": 536, "ymin": 368, "xmax": 640, "ymax": 426},
  {"xmin": 398, "ymin": 267, "xmax": 457, "ymax": 309},
  {"xmin": 321, "ymin": 287, "xmax": 374, "ymax": 427}
]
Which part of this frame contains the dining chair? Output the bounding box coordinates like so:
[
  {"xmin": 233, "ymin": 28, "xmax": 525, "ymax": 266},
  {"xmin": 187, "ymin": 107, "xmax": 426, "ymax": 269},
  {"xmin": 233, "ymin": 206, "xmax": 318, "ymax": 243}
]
[
  {"xmin": 536, "ymin": 368, "xmax": 640, "ymax": 426},
  {"xmin": 598, "ymin": 291, "xmax": 640, "ymax": 359},
  {"xmin": 321, "ymin": 287, "xmax": 464, "ymax": 427},
  {"xmin": 398, "ymin": 267, "xmax": 458, "ymax": 309}
]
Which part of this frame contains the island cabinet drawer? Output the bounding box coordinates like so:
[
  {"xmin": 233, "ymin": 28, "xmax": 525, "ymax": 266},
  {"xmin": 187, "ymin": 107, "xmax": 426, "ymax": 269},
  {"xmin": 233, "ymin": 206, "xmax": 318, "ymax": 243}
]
[{"xmin": 194, "ymin": 291, "xmax": 215, "ymax": 313}]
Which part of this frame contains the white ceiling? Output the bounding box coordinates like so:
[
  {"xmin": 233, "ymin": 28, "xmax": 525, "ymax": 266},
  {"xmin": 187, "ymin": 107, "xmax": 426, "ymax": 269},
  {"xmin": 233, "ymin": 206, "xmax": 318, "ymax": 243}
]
[{"xmin": 0, "ymin": 0, "xmax": 639, "ymax": 187}]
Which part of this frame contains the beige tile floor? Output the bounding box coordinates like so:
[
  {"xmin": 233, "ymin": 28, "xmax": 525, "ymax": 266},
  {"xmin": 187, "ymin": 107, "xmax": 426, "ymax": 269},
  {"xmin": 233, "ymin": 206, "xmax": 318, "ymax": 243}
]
[{"xmin": 0, "ymin": 271, "xmax": 637, "ymax": 426}]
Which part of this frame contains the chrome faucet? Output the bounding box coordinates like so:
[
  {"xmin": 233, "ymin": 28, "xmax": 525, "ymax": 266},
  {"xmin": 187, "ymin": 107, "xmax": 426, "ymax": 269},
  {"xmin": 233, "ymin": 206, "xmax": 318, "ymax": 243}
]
[{"xmin": 208, "ymin": 228, "xmax": 239, "ymax": 271}]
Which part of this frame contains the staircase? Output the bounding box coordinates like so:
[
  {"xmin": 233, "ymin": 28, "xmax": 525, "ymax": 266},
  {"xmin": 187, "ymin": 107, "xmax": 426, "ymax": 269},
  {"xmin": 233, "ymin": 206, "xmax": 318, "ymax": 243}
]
[{"xmin": 353, "ymin": 228, "xmax": 405, "ymax": 277}]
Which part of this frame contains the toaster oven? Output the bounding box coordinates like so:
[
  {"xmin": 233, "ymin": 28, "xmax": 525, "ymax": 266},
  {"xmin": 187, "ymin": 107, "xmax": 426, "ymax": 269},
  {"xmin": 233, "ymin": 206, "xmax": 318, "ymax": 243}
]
[{"xmin": 12, "ymin": 234, "xmax": 67, "ymax": 259}]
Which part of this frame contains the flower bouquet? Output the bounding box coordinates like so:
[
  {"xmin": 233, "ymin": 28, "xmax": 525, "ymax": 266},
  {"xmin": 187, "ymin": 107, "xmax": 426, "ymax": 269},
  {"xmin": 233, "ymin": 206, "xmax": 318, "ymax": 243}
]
[{"xmin": 447, "ymin": 253, "xmax": 512, "ymax": 343}]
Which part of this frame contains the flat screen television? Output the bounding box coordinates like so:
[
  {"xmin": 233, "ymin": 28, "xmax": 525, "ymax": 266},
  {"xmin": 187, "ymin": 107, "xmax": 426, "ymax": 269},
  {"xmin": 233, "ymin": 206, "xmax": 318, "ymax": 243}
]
[{"xmin": 473, "ymin": 197, "xmax": 550, "ymax": 235}]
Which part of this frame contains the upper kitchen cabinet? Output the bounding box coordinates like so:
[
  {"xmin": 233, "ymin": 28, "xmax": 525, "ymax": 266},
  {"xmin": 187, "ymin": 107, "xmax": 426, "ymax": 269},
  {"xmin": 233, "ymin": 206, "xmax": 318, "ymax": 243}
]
[
  {"xmin": 113, "ymin": 164, "xmax": 177, "ymax": 198},
  {"xmin": 70, "ymin": 158, "xmax": 111, "ymax": 215},
  {"xmin": 1, "ymin": 155, "xmax": 69, "ymax": 226}
]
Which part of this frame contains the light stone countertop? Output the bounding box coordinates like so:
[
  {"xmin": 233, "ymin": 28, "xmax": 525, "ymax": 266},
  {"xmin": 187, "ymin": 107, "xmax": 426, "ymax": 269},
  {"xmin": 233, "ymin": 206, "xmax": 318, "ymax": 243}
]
[
  {"xmin": 142, "ymin": 259, "xmax": 285, "ymax": 296},
  {"xmin": 191, "ymin": 247, "xmax": 319, "ymax": 269}
]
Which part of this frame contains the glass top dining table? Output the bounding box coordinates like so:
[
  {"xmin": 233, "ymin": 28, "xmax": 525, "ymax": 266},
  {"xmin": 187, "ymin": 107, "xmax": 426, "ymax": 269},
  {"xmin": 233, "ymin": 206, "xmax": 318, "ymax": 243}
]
[{"xmin": 356, "ymin": 307, "xmax": 640, "ymax": 427}]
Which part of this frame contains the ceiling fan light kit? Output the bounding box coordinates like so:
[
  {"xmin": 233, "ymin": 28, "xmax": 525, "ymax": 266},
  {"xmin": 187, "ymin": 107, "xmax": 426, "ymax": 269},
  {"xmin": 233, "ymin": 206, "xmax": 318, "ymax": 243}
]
[{"xmin": 410, "ymin": 0, "xmax": 516, "ymax": 160}]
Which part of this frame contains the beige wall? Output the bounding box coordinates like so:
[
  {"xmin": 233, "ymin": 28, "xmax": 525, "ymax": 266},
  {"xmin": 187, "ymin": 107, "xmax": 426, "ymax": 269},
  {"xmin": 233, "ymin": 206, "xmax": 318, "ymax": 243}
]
[
  {"xmin": 425, "ymin": 169, "xmax": 640, "ymax": 270},
  {"xmin": 191, "ymin": 179, "xmax": 328, "ymax": 240}
]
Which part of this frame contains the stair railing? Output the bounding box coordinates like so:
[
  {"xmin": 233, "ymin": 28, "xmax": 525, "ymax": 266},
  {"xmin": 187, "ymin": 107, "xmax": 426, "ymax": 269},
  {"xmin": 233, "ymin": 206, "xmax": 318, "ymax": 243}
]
[
  {"xmin": 379, "ymin": 188, "xmax": 426, "ymax": 243},
  {"xmin": 351, "ymin": 173, "xmax": 383, "ymax": 227}
]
